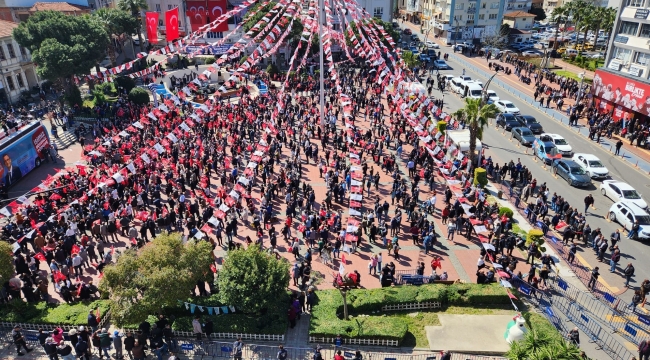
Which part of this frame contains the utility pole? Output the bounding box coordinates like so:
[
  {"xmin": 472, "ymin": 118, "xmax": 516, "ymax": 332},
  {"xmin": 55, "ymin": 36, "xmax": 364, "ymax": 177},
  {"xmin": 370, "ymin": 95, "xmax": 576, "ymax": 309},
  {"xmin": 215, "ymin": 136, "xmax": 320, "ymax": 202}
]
[{"xmin": 318, "ymin": 0, "xmax": 326, "ymax": 133}]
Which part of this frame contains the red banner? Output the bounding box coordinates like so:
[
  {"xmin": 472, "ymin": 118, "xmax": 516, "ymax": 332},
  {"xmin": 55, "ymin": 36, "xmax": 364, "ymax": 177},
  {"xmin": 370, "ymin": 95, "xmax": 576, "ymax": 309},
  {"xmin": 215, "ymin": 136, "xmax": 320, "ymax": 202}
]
[
  {"xmin": 165, "ymin": 7, "xmax": 179, "ymax": 41},
  {"xmin": 186, "ymin": 0, "xmax": 229, "ymax": 32},
  {"xmin": 145, "ymin": 12, "xmax": 158, "ymax": 43},
  {"xmin": 593, "ymin": 69, "xmax": 650, "ymax": 118}
]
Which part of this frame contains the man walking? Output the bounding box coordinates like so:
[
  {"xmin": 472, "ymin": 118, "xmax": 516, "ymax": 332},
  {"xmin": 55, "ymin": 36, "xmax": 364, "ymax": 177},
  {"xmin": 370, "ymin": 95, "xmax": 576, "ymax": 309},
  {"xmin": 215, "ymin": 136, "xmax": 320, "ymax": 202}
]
[
  {"xmin": 12, "ymin": 325, "xmax": 33, "ymax": 356},
  {"xmin": 233, "ymin": 337, "xmax": 244, "ymax": 360},
  {"xmin": 583, "ymin": 194, "xmax": 594, "ymax": 215},
  {"xmin": 615, "ymin": 139, "xmax": 623, "ymax": 156},
  {"xmin": 624, "ymin": 263, "xmax": 635, "ymax": 287},
  {"xmin": 587, "ymin": 267, "xmax": 600, "ymax": 290}
]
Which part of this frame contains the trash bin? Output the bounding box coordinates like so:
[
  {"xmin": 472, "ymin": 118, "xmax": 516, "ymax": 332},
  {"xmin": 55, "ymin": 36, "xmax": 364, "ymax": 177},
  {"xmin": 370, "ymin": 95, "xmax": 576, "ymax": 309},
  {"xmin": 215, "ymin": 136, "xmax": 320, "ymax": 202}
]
[{"xmin": 497, "ymin": 190, "xmax": 503, "ymax": 199}]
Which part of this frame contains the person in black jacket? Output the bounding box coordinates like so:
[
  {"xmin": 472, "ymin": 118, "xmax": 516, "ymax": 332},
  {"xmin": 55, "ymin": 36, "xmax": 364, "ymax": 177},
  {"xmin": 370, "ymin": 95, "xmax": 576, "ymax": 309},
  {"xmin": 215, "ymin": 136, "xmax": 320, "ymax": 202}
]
[
  {"xmin": 75, "ymin": 337, "xmax": 90, "ymax": 360},
  {"xmin": 123, "ymin": 331, "xmax": 135, "ymax": 360},
  {"xmin": 11, "ymin": 325, "xmax": 33, "ymax": 355},
  {"xmin": 204, "ymin": 319, "xmax": 214, "ymax": 339},
  {"xmin": 43, "ymin": 337, "xmax": 59, "ymax": 360},
  {"xmin": 56, "ymin": 342, "xmax": 73, "ymax": 359}
]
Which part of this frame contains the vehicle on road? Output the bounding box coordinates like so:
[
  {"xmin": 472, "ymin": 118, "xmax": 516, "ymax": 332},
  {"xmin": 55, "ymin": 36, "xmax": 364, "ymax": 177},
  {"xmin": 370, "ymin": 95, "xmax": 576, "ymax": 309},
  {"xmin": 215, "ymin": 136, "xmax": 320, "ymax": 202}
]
[
  {"xmin": 608, "ymin": 201, "xmax": 650, "ymax": 240},
  {"xmin": 494, "ymin": 100, "xmax": 521, "ymax": 115},
  {"xmin": 515, "ymin": 115, "xmax": 543, "ymax": 134},
  {"xmin": 409, "ymin": 47, "xmax": 420, "ymax": 56},
  {"xmin": 589, "ymin": 52, "xmax": 605, "ymax": 59},
  {"xmin": 426, "ymin": 41, "xmax": 439, "ymax": 49},
  {"xmin": 532, "ymin": 138, "xmax": 561, "ymax": 164},
  {"xmin": 486, "ymin": 90, "xmax": 499, "ymax": 103},
  {"xmin": 403, "ymin": 28, "xmax": 412, "ymax": 35},
  {"xmin": 0, "ymin": 121, "xmax": 51, "ymax": 188},
  {"xmin": 539, "ymin": 133, "xmax": 573, "ymax": 156},
  {"xmin": 496, "ymin": 113, "xmax": 522, "ymax": 131},
  {"xmin": 600, "ymin": 180, "xmax": 648, "ymax": 209},
  {"xmin": 418, "ymin": 54, "xmax": 430, "ymax": 62},
  {"xmin": 512, "ymin": 127, "xmax": 536, "ymax": 146},
  {"xmin": 433, "ymin": 60, "xmax": 449, "ymax": 69},
  {"xmin": 552, "ymin": 159, "xmax": 592, "ymax": 187},
  {"xmin": 521, "ymin": 50, "xmax": 541, "ymax": 57},
  {"xmin": 572, "ymin": 153, "xmax": 609, "ymax": 179}
]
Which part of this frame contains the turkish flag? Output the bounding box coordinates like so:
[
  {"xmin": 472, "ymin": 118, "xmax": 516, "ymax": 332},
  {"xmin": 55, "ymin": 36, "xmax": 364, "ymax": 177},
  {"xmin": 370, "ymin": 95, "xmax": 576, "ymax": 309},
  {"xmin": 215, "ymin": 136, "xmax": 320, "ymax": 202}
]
[
  {"xmin": 145, "ymin": 12, "xmax": 158, "ymax": 43},
  {"xmin": 187, "ymin": 0, "xmax": 228, "ymax": 32},
  {"xmin": 165, "ymin": 7, "xmax": 179, "ymax": 41}
]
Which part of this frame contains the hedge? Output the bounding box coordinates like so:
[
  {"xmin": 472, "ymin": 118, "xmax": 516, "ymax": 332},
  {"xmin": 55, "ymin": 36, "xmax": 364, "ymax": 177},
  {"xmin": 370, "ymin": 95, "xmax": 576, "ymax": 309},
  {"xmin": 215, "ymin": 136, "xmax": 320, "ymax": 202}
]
[
  {"xmin": 310, "ymin": 283, "xmax": 509, "ymax": 342},
  {"xmin": 0, "ymin": 300, "xmax": 110, "ymax": 326},
  {"xmin": 499, "ymin": 207, "xmax": 514, "ymax": 219}
]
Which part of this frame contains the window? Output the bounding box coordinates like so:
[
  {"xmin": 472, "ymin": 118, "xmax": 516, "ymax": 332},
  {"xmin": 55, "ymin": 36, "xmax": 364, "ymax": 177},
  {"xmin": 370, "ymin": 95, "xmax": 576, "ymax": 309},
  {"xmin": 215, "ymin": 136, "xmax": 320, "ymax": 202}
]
[
  {"xmin": 5, "ymin": 76, "xmax": 14, "ymax": 91},
  {"xmin": 478, "ymin": 14, "xmax": 485, "ymax": 19},
  {"xmin": 168, "ymin": 4, "xmax": 173, "ymax": 9},
  {"xmin": 332, "ymin": 23, "xmax": 340, "ymax": 30},
  {"xmin": 634, "ymin": 51, "xmax": 650, "ymax": 65},
  {"xmin": 626, "ymin": 0, "xmax": 644, "ymax": 6},
  {"xmin": 455, "ymin": 3, "xmax": 463, "ymax": 9},
  {"xmin": 0, "ymin": 46, "xmax": 5, "ymax": 61},
  {"xmin": 6, "ymin": 44, "xmax": 15, "ymax": 58},
  {"xmin": 455, "ymin": 15, "xmax": 463, "ymax": 20},
  {"xmin": 640, "ymin": 24, "xmax": 650, "ymax": 38},
  {"xmin": 373, "ymin": 7, "xmax": 383, "ymax": 18},
  {"xmin": 155, "ymin": 3, "xmax": 161, "ymax": 12},
  {"xmin": 517, "ymin": 3, "xmax": 523, "ymax": 7},
  {"xmin": 491, "ymin": 3, "xmax": 499, "ymax": 8},
  {"xmin": 619, "ymin": 21, "xmax": 639, "ymax": 36},
  {"xmin": 613, "ymin": 46, "xmax": 632, "ymax": 61},
  {"xmin": 158, "ymin": 19, "xmax": 163, "ymax": 26},
  {"xmin": 489, "ymin": 13, "xmax": 497, "ymax": 19},
  {"xmin": 206, "ymin": 32, "xmax": 224, "ymax": 39},
  {"xmin": 482, "ymin": 3, "xmax": 486, "ymax": 8},
  {"xmin": 467, "ymin": 14, "xmax": 474, "ymax": 20},
  {"xmin": 16, "ymin": 74, "xmax": 24, "ymax": 88}
]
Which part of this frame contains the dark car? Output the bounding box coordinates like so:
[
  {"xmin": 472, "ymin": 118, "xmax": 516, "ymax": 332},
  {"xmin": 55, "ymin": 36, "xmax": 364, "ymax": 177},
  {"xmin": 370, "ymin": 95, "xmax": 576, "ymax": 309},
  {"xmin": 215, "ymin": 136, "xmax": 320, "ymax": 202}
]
[
  {"xmin": 552, "ymin": 159, "xmax": 592, "ymax": 188},
  {"xmin": 403, "ymin": 28, "xmax": 412, "ymax": 35},
  {"xmin": 496, "ymin": 113, "xmax": 523, "ymax": 131},
  {"xmin": 516, "ymin": 115, "xmax": 543, "ymax": 134},
  {"xmin": 512, "ymin": 127, "xmax": 536, "ymax": 146},
  {"xmin": 392, "ymin": 21, "xmax": 399, "ymax": 28},
  {"xmin": 427, "ymin": 49, "xmax": 437, "ymax": 58}
]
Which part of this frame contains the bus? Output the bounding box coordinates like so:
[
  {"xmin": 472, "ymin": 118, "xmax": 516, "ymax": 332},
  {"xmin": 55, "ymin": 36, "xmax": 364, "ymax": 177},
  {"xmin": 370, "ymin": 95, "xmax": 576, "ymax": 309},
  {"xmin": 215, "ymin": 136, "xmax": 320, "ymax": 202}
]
[{"xmin": 0, "ymin": 121, "xmax": 51, "ymax": 187}]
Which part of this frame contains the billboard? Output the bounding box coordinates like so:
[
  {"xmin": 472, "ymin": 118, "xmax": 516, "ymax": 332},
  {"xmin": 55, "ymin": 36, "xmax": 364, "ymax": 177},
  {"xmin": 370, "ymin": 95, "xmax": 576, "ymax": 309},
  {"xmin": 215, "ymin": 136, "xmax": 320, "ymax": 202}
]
[
  {"xmin": 0, "ymin": 123, "xmax": 50, "ymax": 187},
  {"xmin": 186, "ymin": 0, "xmax": 229, "ymax": 32},
  {"xmin": 182, "ymin": 44, "xmax": 232, "ymax": 55},
  {"xmin": 592, "ymin": 69, "xmax": 650, "ymax": 118}
]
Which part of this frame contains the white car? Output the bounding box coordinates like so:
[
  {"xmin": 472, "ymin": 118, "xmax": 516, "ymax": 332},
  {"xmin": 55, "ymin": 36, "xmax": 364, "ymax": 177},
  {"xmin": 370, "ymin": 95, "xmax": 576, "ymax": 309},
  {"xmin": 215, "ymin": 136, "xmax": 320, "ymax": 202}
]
[
  {"xmin": 494, "ymin": 100, "xmax": 520, "ymax": 115},
  {"xmin": 572, "ymin": 153, "xmax": 609, "ymax": 179},
  {"xmin": 522, "ymin": 50, "xmax": 541, "ymax": 57},
  {"xmin": 608, "ymin": 201, "xmax": 650, "ymax": 240},
  {"xmin": 539, "ymin": 133, "xmax": 573, "ymax": 156},
  {"xmin": 600, "ymin": 180, "xmax": 648, "ymax": 209},
  {"xmin": 433, "ymin": 60, "xmax": 449, "ymax": 69},
  {"xmin": 426, "ymin": 41, "xmax": 440, "ymax": 49},
  {"xmin": 486, "ymin": 90, "xmax": 499, "ymax": 103}
]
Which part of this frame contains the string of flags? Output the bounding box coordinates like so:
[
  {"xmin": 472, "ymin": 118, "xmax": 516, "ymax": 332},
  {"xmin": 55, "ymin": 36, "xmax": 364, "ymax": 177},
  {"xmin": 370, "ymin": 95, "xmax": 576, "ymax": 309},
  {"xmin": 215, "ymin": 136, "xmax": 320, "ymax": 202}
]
[{"xmin": 178, "ymin": 300, "xmax": 236, "ymax": 315}]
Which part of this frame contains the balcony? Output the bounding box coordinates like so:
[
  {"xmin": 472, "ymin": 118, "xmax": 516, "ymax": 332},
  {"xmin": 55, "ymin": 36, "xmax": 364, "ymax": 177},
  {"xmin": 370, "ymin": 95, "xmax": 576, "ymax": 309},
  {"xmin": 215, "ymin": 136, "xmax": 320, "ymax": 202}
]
[
  {"xmin": 467, "ymin": 7, "xmax": 475, "ymax": 12},
  {"xmin": 466, "ymin": 20, "xmax": 474, "ymax": 24}
]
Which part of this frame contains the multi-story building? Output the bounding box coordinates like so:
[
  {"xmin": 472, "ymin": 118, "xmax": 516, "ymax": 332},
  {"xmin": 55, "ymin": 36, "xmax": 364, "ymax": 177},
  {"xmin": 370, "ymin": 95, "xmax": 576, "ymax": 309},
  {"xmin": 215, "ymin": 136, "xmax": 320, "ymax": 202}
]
[
  {"xmin": 591, "ymin": 0, "xmax": 650, "ymax": 124},
  {"xmin": 0, "ymin": 19, "xmax": 40, "ymax": 106},
  {"xmin": 0, "ymin": 0, "xmax": 89, "ymax": 22},
  {"xmin": 428, "ymin": 0, "xmax": 506, "ymax": 45}
]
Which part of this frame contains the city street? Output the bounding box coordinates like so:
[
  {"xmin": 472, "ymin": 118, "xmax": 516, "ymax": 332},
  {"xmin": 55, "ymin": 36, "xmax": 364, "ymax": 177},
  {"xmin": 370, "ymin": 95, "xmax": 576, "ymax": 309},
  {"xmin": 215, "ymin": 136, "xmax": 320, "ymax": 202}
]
[{"xmin": 399, "ymin": 21, "xmax": 650, "ymax": 302}]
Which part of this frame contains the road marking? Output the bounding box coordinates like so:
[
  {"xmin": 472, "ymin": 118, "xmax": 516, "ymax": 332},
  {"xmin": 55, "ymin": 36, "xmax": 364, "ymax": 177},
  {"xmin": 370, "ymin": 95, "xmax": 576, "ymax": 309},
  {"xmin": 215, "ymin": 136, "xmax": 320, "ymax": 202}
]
[{"xmin": 575, "ymin": 253, "xmax": 620, "ymax": 293}]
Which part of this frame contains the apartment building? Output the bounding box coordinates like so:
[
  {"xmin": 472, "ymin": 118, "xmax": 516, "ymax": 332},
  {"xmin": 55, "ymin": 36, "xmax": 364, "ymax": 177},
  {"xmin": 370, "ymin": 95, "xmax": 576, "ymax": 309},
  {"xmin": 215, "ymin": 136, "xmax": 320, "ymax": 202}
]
[
  {"xmin": 591, "ymin": 0, "xmax": 650, "ymax": 124},
  {"xmin": 427, "ymin": 0, "xmax": 506, "ymax": 45}
]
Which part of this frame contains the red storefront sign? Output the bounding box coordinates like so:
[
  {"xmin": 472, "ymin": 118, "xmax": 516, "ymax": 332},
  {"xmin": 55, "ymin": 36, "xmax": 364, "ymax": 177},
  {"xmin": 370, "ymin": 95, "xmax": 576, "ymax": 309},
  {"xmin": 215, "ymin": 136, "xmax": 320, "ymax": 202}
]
[
  {"xmin": 592, "ymin": 69, "xmax": 650, "ymax": 120},
  {"xmin": 186, "ymin": 0, "xmax": 229, "ymax": 32}
]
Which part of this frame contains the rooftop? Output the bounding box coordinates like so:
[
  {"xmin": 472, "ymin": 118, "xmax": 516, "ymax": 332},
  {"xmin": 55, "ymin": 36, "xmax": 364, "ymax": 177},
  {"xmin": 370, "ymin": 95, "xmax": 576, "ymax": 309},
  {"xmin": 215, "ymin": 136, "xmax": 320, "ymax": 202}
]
[
  {"xmin": 0, "ymin": 19, "xmax": 18, "ymax": 39},
  {"xmin": 504, "ymin": 11, "xmax": 536, "ymax": 18},
  {"xmin": 510, "ymin": 28, "xmax": 531, "ymax": 35},
  {"xmin": 29, "ymin": 2, "xmax": 90, "ymax": 12}
]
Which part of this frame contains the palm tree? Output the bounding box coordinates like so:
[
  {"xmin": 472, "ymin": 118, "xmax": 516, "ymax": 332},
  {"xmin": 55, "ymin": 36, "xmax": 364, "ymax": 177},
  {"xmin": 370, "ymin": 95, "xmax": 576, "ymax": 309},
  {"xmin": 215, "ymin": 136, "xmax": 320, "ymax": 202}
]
[
  {"xmin": 451, "ymin": 98, "xmax": 498, "ymax": 164},
  {"xmin": 118, "ymin": 0, "xmax": 148, "ymax": 50},
  {"xmin": 590, "ymin": 7, "xmax": 617, "ymax": 52},
  {"xmin": 505, "ymin": 323, "xmax": 583, "ymax": 360},
  {"xmin": 94, "ymin": 8, "xmax": 139, "ymax": 67},
  {"xmin": 550, "ymin": 6, "xmax": 566, "ymax": 52},
  {"xmin": 401, "ymin": 50, "xmax": 420, "ymax": 69}
]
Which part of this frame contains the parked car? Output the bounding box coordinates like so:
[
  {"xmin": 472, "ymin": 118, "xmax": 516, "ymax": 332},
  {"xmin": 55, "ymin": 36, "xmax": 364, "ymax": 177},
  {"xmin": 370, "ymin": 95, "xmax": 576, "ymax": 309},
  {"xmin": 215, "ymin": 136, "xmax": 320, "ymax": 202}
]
[
  {"xmin": 522, "ymin": 50, "xmax": 541, "ymax": 57},
  {"xmin": 539, "ymin": 133, "xmax": 572, "ymax": 156},
  {"xmin": 515, "ymin": 115, "xmax": 543, "ymax": 134},
  {"xmin": 486, "ymin": 90, "xmax": 499, "ymax": 103},
  {"xmin": 433, "ymin": 60, "xmax": 449, "ymax": 69},
  {"xmin": 496, "ymin": 113, "xmax": 522, "ymax": 131},
  {"xmin": 403, "ymin": 28, "xmax": 412, "ymax": 35},
  {"xmin": 532, "ymin": 138, "xmax": 561, "ymax": 164},
  {"xmin": 552, "ymin": 159, "xmax": 592, "ymax": 187},
  {"xmin": 418, "ymin": 54, "xmax": 430, "ymax": 62},
  {"xmin": 600, "ymin": 180, "xmax": 648, "ymax": 209},
  {"xmin": 494, "ymin": 100, "xmax": 521, "ymax": 115},
  {"xmin": 512, "ymin": 127, "xmax": 536, "ymax": 146},
  {"xmin": 572, "ymin": 153, "xmax": 609, "ymax": 179},
  {"xmin": 409, "ymin": 47, "xmax": 420, "ymax": 56},
  {"xmin": 608, "ymin": 201, "xmax": 650, "ymax": 240},
  {"xmin": 426, "ymin": 41, "xmax": 439, "ymax": 49}
]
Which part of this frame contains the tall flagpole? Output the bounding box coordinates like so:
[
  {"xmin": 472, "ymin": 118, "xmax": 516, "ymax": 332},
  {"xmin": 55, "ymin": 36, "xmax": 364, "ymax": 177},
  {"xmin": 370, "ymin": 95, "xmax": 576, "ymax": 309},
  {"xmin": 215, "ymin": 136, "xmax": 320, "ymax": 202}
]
[{"xmin": 318, "ymin": 0, "xmax": 326, "ymax": 133}]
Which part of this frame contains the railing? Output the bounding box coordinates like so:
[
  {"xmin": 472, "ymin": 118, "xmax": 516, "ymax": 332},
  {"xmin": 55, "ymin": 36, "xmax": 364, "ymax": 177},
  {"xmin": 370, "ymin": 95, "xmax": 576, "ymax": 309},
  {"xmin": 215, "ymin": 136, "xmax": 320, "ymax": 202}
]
[
  {"xmin": 309, "ymin": 336, "xmax": 400, "ymax": 347},
  {"xmin": 121, "ymin": 328, "xmax": 285, "ymax": 342}
]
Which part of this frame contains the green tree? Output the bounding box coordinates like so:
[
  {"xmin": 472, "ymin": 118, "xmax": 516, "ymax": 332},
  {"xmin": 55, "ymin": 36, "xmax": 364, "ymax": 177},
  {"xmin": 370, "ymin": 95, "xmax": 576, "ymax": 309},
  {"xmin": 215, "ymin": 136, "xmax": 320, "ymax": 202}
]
[
  {"xmin": 128, "ymin": 87, "xmax": 150, "ymax": 105},
  {"xmin": 0, "ymin": 242, "xmax": 15, "ymax": 284},
  {"xmin": 451, "ymin": 98, "xmax": 499, "ymax": 164},
  {"xmin": 117, "ymin": 0, "xmax": 147, "ymax": 50},
  {"xmin": 401, "ymin": 50, "xmax": 420, "ymax": 68},
  {"xmin": 529, "ymin": 7, "xmax": 547, "ymax": 22},
  {"xmin": 12, "ymin": 11, "xmax": 109, "ymax": 104},
  {"xmin": 218, "ymin": 245, "xmax": 289, "ymax": 314},
  {"xmin": 505, "ymin": 322, "xmax": 582, "ymax": 360},
  {"xmin": 590, "ymin": 7, "xmax": 616, "ymax": 51},
  {"xmin": 99, "ymin": 233, "xmax": 214, "ymax": 326},
  {"xmin": 93, "ymin": 8, "xmax": 139, "ymax": 67}
]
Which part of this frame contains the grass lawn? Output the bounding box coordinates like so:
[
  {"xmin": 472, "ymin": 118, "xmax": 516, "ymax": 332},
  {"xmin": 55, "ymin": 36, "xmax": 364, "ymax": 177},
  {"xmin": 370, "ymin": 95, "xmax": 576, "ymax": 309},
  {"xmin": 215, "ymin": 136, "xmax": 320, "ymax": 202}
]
[
  {"xmin": 553, "ymin": 70, "xmax": 593, "ymax": 84},
  {"xmin": 386, "ymin": 305, "xmax": 514, "ymax": 348}
]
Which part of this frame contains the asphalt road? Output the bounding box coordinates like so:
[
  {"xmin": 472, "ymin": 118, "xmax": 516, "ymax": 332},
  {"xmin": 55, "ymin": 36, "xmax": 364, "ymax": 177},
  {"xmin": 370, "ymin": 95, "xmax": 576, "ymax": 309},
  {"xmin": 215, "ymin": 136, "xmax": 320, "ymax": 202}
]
[{"xmin": 416, "ymin": 45, "xmax": 650, "ymax": 299}]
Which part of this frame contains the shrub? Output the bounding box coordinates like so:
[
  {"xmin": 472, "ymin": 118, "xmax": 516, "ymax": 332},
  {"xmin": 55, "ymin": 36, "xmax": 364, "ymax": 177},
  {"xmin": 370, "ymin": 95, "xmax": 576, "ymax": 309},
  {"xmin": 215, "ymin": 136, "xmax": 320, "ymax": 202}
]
[
  {"xmin": 474, "ymin": 168, "xmax": 488, "ymax": 188},
  {"xmin": 115, "ymin": 76, "xmax": 136, "ymax": 94},
  {"xmin": 239, "ymin": 56, "xmax": 249, "ymax": 65},
  {"xmin": 266, "ymin": 63, "xmax": 279, "ymax": 75},
  {"xmin": 0, "ymin": 299, "xmax": 110, "ymax": 325},
  {"xmin": 526, "ymin": 229, "xmax": 546, "ymax": 252},
  {"xmin": 65, "ymin": 85, "xmax": 83, "ymax": 107},
  {"xmin": 498, "ymin": 207, "xmax": 514, "ymax": 219},
  {"xmin": 128, "ymin": 87, "xmax": 150, "ymax": 105},
  {"xmin": 205, "ymin": 57, "xmax": 216, "ymax": 65},
  {"xmin": 437, "ymin": 121, "xmax": 447, "ymax": 135}
]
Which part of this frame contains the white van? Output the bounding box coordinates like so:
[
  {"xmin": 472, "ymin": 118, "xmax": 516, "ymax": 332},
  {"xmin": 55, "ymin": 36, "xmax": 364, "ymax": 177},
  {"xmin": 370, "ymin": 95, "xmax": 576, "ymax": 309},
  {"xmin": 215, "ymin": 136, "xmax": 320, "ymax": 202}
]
[
  {"xmin": 566, "ymin": 49, "xmax": 578, "ymax": 56},
  {"xmin": 461, "ymin": 82, "xmax": 483, "ymax": 99},
  {"xmin": 450, "ymin": 77, "xmax": 465, "ymax": 94}
]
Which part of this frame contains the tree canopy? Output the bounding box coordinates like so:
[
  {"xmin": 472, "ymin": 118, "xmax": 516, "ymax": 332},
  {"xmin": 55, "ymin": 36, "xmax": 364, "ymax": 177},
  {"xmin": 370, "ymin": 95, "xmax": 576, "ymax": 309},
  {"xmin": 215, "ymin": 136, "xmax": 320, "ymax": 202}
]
[
  {"xmin": 12, "ymin": 11, "xmax": 109, "ymax": 83},
  {"xmin": 99, "ymin": 233, "xmax": 214, "ymax": 326},
  {"xmin": 93, "ymin": 8, "xmax": 139, "ymax": 67},
  {"xmin": 529, "ymin": 7, "xmax": 546, "ymax": 22},
  {"xmin": 217, "ymin": 245, "xmax": 289, "ymax": 314},
  {"xmin": 0, "ymin": 242, "xmax": 15, "ymax": 284}
]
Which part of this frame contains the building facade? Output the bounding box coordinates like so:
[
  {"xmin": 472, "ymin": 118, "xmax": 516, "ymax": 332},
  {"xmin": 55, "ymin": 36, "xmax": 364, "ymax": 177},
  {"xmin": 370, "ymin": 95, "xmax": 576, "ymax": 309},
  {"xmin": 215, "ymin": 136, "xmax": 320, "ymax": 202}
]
[
  {"xmin": 0, "ymin": 0, "xmax": 90, "ymax": 22},
  {"xmin": 427, "ymin": 0, "xmax": 506, "ymax": 45},
  {"xmin": 590, "ymin": 0, "xmax": 650, "ymax": 124},
  {"xmin": 0, "ymin": 19, "xmax": 40, "ymax": 106}
]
